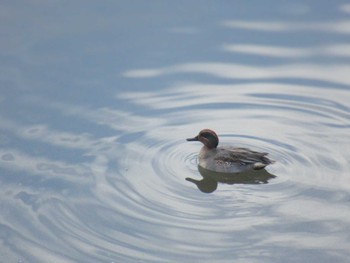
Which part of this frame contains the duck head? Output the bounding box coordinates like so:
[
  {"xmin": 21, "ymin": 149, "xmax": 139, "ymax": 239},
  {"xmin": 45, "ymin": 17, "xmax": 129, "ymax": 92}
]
[{"xmin": 186, "ymin": 129, "xmax": 219, "ymax": 149}]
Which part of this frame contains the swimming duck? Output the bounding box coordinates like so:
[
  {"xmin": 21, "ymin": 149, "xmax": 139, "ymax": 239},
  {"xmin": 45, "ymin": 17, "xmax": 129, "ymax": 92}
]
[{"xmin": 187, "ymin": 129, "xmax": 274, "ymax": 173}]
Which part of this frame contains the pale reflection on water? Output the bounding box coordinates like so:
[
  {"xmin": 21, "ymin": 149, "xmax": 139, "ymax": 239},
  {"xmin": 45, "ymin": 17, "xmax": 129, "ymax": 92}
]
[
  {"xmin": 123, "ymin": 63, "xmax": 350, "ymax": 85},
  {"xmin": 1, "ymin": 1, "xmax": 350, "ymax": 262}
]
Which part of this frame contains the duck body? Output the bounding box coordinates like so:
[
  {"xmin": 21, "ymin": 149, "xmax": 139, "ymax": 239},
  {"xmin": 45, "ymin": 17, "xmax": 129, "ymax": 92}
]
[
  {"xmin": 198, "ymin": 145, "xmax": 272, "ymax": 173},
  {"xmin": 187, "ymin": 129, "xmax": 274, "ymax": 173}
]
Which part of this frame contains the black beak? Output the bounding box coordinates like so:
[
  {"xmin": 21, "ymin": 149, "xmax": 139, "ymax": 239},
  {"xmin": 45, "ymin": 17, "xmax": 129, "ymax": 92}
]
[{"xmin": 186, "ymin": 136, "xmax": 199, "ymax": 142}]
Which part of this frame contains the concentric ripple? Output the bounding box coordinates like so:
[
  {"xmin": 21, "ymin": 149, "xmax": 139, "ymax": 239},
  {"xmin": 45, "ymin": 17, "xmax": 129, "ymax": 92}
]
[{"xmin": 2, "ymin": 80, "xmax": 350, "ymax": 262}]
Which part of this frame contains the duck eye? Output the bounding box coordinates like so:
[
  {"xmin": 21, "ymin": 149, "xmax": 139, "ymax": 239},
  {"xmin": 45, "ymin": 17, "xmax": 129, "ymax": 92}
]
[{"xmin": 201, "ymin": 132, "xmax": 212, "ymax": 138}]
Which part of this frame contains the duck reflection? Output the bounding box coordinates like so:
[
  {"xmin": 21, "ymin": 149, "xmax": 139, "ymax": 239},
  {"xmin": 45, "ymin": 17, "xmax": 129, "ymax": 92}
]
[{"xmin": 186, "ymin": 165, "xmax": 276, "ymax": 193}]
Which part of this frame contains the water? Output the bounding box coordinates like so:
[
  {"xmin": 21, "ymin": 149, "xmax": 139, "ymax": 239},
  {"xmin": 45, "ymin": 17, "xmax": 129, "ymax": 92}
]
[{"xmin": 1, "ymin": 1, "xmax": 350, "ymax": 262}]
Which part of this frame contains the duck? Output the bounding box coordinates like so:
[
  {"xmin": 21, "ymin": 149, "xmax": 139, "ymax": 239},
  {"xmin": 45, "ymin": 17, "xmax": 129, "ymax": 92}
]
[{"xmin": 186, "ymin": 129, "xmax": 274, "ymax": 173}]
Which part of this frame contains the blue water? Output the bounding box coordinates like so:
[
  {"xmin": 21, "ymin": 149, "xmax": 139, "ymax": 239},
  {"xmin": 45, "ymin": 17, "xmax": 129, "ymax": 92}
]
[{"xmin": 1, "ymin": 1, "xmax": 350, "ymax": 262}]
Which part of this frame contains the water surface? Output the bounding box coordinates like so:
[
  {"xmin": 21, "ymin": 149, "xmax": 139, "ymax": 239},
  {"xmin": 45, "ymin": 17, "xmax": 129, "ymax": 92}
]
[{"xmin": 1, "ymin": 1, "xmax": 350, "ymax": 262}]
